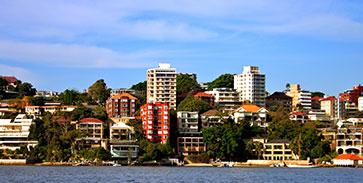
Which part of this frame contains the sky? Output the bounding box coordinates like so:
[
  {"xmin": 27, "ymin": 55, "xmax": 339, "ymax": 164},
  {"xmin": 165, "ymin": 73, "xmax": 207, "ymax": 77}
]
[{"xmin": 0, "ymin": 0, "xmax": 362, "ymax": 96}]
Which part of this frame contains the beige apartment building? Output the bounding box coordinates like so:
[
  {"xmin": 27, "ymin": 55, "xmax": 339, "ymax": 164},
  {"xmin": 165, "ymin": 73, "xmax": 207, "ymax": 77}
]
[{"xmin": 147, "ymin": 63, "xmax": 177, "ymax": 110}]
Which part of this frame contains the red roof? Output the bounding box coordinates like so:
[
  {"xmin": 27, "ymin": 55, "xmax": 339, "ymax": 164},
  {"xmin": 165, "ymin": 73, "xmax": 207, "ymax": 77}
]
[
  {"xmin": 334, "ymin": 154, "xmax": 363, "ymax": 160},
  {"xmin": 79, "ymin": 118, "xmax": 104, "ymax": 124},
  {"xmin": 321, "ymin": 96, "xmax": 336, "ymax": 101},
  {"xmin": 1, "ymin": 76, "xmax": 18, "ymax": 83},
  {"xmin": 311, "ymin": 96, "xmax": 321, "ymax": 101},
  {"xmin": 194, "ymin": 92, "xmax": 213, "ymax": 98},
  {"xmin": 291, "ymin": 111, "xmax": 305, "ymax": 116}
]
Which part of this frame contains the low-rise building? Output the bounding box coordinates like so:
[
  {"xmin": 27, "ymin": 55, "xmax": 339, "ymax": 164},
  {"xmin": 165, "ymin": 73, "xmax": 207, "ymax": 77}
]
[
  {"xmin": 193, "ymin": 92, "xmax": 214, "ymax": 106},
  {"xmin": 201, "ymin": 109, "xmax": 225, "ymax": 128},
  {"xmin": 290, "ymin": 111, "xmax": 308, "ymax": 123},
  {"xmin": 266, "ymin": 92, "xmax": 292, "ymax": 112},
  {"xmin": 109, "ymin": 119, "xmax": 139, "ymax": 159},
  {"xmin": 177, "ymin": 111, "xmax": 199, "ymax": 135},
  {"xmin": 106, "ymin": 93, "xmax": 138, "ymax": 118},
  {"xmin": 260, "ymin": 139, "xmax": 297, "ymax": 161},
  {"xmin": 177, "ymin": 136, "xmax": 206, "ymax": 156},
  {"xmin": 336, "ymin": 127, "xmax": 363, "ymax": 156},
  {"xmin": 333, "ymin": 154, "xmax": 363, "ymax": 167},
  {"xmin": 307, "ymin": 110, "xmax": 330, "ymax": 121},
  {"xmin": 76, "ymin": 118, "xmax": 105, "ymax": 148},
  {"xmin": 25, "ymin": 105, "xmax": 76, "ymax": 118},
  {"xmin": 0, "ymin": 114, "xmax": 38, "ymax": 150},
  {"xmin": 206, "ymin": 88, "xmax": 241, "ymax": 113},
  {"xmin": 233, "ymin": 104, "xmax": 268, "ymax": 127}
]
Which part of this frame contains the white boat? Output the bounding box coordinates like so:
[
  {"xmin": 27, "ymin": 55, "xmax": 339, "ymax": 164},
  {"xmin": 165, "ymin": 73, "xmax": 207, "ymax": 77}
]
[
  {"xmin": 286, "ymin": 164, "xmax": 318, "ymax": 168},
  {"xmin": 113, "ymin": 163, "xmax": 122, "ymax": 167}
]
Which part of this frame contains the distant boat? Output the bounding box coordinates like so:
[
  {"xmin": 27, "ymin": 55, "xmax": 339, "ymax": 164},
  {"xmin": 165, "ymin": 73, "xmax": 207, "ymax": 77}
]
[
  {"xmin": 113, "ymin": 163, "xmax": 122, "ymax": 167},
  {"xmin": 286, "ymin": 164, "xmax": 318, "ymax": 168}
]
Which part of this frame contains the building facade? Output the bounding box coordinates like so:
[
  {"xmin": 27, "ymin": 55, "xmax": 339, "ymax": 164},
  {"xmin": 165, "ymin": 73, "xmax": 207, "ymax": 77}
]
[
  {"xmin": 266, "ymin": 92, "xmax": 292, "ymax": 112},
  {"xmin": 177, "ymin": 111, "xmax": 199, "ymax": 135},
  {"xmin": 147, "ymin": 63, "xmax": 177, "ymax": 110},
  {"xmin": 140, "ymin": 102, "xmax": 170, "ymax": 144},
  {"xmin": 0, "ymin": 114, "xmax": 38, "ymax": 150},
  {"xmin": 76, "ymin": 118, "xmax": 105, "ymax": 148},
  {"xmin": 109, "ymin": 119, "xmax": 139, "ymax": 159},
  {"xmin": 205, "ymin": 88, "xmax": 241, "ymax": 113},
  {"xmin": 233, "ymin": 104, "xmax": 269, "ymax": 127},
  {"xmin": 106, "ymin": 93, "xmax": 138, "ymax": 118},
  {"xmin": 321, "ymin": 96, "xmax": 337, "ymax": 119},
  {"xmin": 285, "ymin": 84, "xmax": 312, "ymax": 111},
  {"xmin": 336, "ymin": 127, "xmax": 363, "ymax": 156},
  {"xmin": 359, "ymin": 97, "xmax": 363, "ymax": 112},
  {"xmin": 25, "ymin": 105, "xmax": 76, "ymax": 118},
  {"xmin": 193, "ymin": 92, "xmax": 214, "ymax": 106},
  {"xmin": 234, "ymin": 66, "xmax": 266, "ymax": 107}
]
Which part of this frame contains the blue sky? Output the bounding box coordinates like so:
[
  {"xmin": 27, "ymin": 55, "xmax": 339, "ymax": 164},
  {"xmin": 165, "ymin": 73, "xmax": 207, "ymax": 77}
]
[{"xmin": 0, "ymin": 0, "xmax": 362, "ymax": 95}]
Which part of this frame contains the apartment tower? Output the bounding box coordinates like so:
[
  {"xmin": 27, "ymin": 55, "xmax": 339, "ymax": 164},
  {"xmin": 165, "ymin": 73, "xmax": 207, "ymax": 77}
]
[
  {"xmin": 147, "ymin": 63, "xmax": 177, "ymax": 110},
  {"xmin": 234, "ymin": 66, "xmax": 266, "ymax": 107}
]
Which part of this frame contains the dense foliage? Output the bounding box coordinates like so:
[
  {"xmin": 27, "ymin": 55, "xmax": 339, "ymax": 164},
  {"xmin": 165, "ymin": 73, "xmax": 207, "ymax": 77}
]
[
  {"xmin": 177, "ymin": 96, "xmax": 211, "ymax": 113},
  {"xmin": 207, "ymin": 74, "xmax": 234, "ymax": 90},
  {"xmin": 176, "ymin": 74, "xmax": 201, "ymax": 96},
  {"xmin": 88, "ymin": 79, "xmax": 110, "ymax": 105}
]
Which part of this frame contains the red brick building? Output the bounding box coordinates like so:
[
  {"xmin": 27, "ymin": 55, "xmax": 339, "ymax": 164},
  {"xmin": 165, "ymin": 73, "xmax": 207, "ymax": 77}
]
[
  {"xmin": 140, "ymin": 102, "xmax": 169, "ymax": 144},
  {"xmin": 193, "ymin": 92, "xmax": 214, "ymax": 106},
  {"xmin": 106, "ymin": 93, "xmax": 138, "ymax": 118}
]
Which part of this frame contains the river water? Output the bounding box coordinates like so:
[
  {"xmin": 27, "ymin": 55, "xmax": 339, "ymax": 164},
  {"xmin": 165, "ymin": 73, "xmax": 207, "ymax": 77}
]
[{"xmin": 0, "ymin": 166, "xmax": 361, "ymax": 183}]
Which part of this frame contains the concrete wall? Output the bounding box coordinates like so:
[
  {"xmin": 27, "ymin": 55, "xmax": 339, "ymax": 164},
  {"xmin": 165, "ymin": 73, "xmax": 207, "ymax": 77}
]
[{"xmin": 0, "ymin": 159, "xmax": 26, "ymax": 165}]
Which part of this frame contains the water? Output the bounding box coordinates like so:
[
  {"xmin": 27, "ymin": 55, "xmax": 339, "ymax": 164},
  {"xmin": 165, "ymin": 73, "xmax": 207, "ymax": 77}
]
[{"xmin": 0, "ymin": 166, "xmax": 362, "ymax": 183}]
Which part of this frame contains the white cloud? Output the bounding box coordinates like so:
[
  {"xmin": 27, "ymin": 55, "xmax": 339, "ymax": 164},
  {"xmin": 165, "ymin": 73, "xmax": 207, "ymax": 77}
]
[
  {"xmin": 0, "ymin": 40, "xmax": 163, "ymax": 68},
  {"xmin": 0, "ymin": 64, "xmax": 39, "ymax": 84}
]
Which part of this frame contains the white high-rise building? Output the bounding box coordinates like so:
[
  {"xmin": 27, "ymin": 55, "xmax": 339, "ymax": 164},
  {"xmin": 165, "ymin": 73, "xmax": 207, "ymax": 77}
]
[
  {"xmin": 359, "ymin": 96, "xmax": 363, "ymax": 112},
  {"xmin": 234, "ymin": 66, "xmax": 266, "ymax": 107},
  {"xmin": 147, "ymin": 63, "xmax": 177, "ymax": 110}
]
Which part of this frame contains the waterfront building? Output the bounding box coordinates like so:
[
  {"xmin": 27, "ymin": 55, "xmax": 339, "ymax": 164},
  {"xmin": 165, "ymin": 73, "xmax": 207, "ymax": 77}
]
[
  {"xmin": 25, "ymin": 105, "xmax": 76, "ymax": 118},
  {"xmin": 336, "ymin": 127, "xmax": 363, "ymax": 156},
  {"xmin": 76, "ymin": 118, "xmax": 105, "ymax": 148},
  {"xmin": 233, "ymin": 104, "xmax": 268, "ymax": 127},
  {"xmin": 193, "ymin": 92, "xmax": 214, "ymax": 106},
  {"xmin": 177, "ymin": 136, "xmax": 206, "ymax": 156},
  {"xmin": 140, "ymin": 102, "xmax": 170, "ymax": 144},
  {"xmin": 256, "ymin": 139, "xmax": 297, "ymax": 161},
  {"xmin": 205, "ymin": 88, "xmax": 241, "ymax": 113},
  {"xmin": 147, "ymin": 63, "xmax": 177, "ymax": 110},
  {"xmin": 266, "ymin": 92, "xmax": 292, "ymax": 112},
  {"xmin": 0, "ymin": 114, "xmax": 38, "ymax": 150},
  {"xmin": 106, "ymin": 93, "xmax": 138, "ymax": 118},
  {"xmin": 177, "ymin": 111, "xmax": 199, "ymax": 135},
  {"xmin": 332, "ymin": 154, "xmax": 363, "ymax": 167},
  {"xmin": 109, "ymin": 119, "xmax": 139, "ymax": 159},
  {"xmin": 339, "ymin": 85, "xmax": 363, "ymax": 119},
  {"xmin": 234, "ymin": 66, "xmax": 266, "ymax": 107}
]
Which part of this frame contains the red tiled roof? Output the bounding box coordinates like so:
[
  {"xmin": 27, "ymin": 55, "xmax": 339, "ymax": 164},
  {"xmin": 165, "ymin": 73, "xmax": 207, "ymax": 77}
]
[
  {"xmin": 321, "ymin": 96, "xmax": 336, "ymax": 101},
  {"xmin": 1, "ymin": 76, "xmax": 18, "ymax": 83},
  {"xmin": 111, "ymin": 93, "xmax": 138, "ymax": 100},
  {"xmin": 334, "ymin": 154, "xmax": 363, "ymax": 160},
  {"xmin": 202, "ymin": 109, "xmax": 220, "ymax": 116},
  {"xmin": 311, "ymin": 96, "xmax": 321, "ymax": 101},
  {"xmin": 79, "ymin": 118, "xmax": 104, "ymax": 124},
  {"xmin": 194, "ymin": 92, "xmax": 213, "ymax": 98},
  {"xmin": 291, "ymin": 111, "xmax": 305, "ymax": 116},
  {"xmin": 240, "ymin": 104, "xmax": 261, "ymax": 113}
]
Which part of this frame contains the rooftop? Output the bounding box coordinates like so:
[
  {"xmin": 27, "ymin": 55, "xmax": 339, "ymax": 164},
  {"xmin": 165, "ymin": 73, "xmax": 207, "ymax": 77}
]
[
  {"xmin": 0, "ymin": 76, "xmax": 18, "ymax": 83},
  {"xmin": 334, "ymin": 154, "xmax": 363, "ymax": 160},
  {"xmin": 110, "ymin": 92, "xmax": 138, "ymax": 100},
  {"xmin": 79, "ymin": 118, "xmax": 104, "ymax": 124}
]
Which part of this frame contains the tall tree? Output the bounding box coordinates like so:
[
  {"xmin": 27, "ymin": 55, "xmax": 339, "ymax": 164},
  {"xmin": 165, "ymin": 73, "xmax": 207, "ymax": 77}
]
[
  {"xmin": 176, "ymin": 74, "xmax": 201, "ymax": 96},
  {"xmin": 88, "ymin": 79, "xmax": 110, "ymax": 105},
  {"xmin": 130, "ymin": 81, "xmax": 147, "ymax": 92},
  {"xmin": 177, "ymin": 96, "xmax": 212, "ymax": 113},
  {"xmin": 59, "ymin": 89, "xmax": 81, "ymax": 105},
  {"xmin": 207, "ymin": 74, "xmax": 234, "ymax": 90},
  {"xmin": 16, "ymin": 82, "xmax": 37, "ymax": 97}
]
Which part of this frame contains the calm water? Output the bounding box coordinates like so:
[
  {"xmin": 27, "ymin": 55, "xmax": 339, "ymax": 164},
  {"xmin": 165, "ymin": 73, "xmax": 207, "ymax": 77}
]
[{"xmin": 0, "ymin": 166, "xmax": 362, "ymax": 183}]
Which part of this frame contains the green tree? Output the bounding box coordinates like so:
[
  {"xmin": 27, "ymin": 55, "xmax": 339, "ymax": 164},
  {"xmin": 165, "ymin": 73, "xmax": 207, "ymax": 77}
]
[
  {"xmin": 88, "ymin": 79, "xmax": 110, "ymax": 105},
  {"xmin": 16, "ymin": 82, "xmax": 36, "ymax": 97},
  {"xmin": 130, "ymin": 81, "xmax": 147, "ymax": 92},
  {"xmin": 30, "ymin": 96, "xmax": 46, "ymax": 106},
  {"xmin": 71, "ymin": 106, "xmax": 93, "ymax": 121},
  {"xmin": 59, "ymin": 89, "xmax": 82, "ymax": 105},
  {"xmin": 177, "ymin": 96, "xmax": 212, "ymax": 113},
  {"xmin": 176, "ymin": 74, "xmax": 201, "ymax": 96},
  {"xmin": 93, "ymin": 105, "xmax": 108, "ymax": 121},
  {"xmin": 207, "ymin": 74, "xmax": 234, "ymax": 90}
]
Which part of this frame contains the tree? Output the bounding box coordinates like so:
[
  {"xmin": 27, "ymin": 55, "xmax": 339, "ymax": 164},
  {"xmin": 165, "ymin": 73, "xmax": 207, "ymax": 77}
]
[
  {"xmin": 177, "ymin": 96, "xmax": 212, "ymax": 113},
  {"xmin": 207, "ymin": 74, "xmax": 234, "ymax": 90},
  {"xmin": 59, "ymin": 89, "xmax": 82, "ymax": 105},
  {"xmin": 176, "ymin": 74, "xmax": 201, "ymax": 96},
  {"xmin": 88, "ymin": 79, "xmax": 110, "ymax": 105},
  {"xmin": 0, "ymin": 78, "xmax": 8, "ymax": 89},
  {"xmin": 130, "ymin": 81, "xmax": 147, "ymax": 92},
  {"xmin": 30, "ymin": 96, "xmax": 46, "ymax": 106},
  {"xmin": 93, "ymin": 105, "xmax": 108, "ymax": 121},
  {"xmin": 16, "ymin": 82, "xmax": 36, "ymax": 97},
  {"xmin": 71, "ymin": 106, "xmax": 93, "ymax": 121}
]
